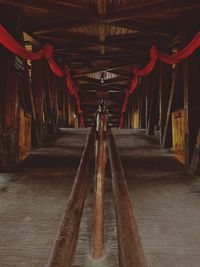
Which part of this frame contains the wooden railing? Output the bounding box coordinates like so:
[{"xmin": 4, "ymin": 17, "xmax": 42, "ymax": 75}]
[
  {"xmin": 108, "ymin": 130, "xmax": 147, "ymax": 267},
  {"xmin": 47, "ymin": 129, "xmax": 95, "ymax": 267}
]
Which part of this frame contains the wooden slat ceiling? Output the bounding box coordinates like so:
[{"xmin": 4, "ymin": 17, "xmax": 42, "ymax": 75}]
[{"xmin": 0, "ymin": 0, "xmax": 200, "ymax": 127}]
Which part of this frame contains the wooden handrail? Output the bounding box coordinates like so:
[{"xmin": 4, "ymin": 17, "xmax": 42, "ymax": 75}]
[
  {"xmin": 91, "ymin": 113, "xmax": 107, "ymax": 259},
  {"xmin": 108, "ymin": 131, "xmax": 147, "ymax": 267},
  {"xmin": 47, "ymin": 129, "xmax": 95, "ymax": 267}
]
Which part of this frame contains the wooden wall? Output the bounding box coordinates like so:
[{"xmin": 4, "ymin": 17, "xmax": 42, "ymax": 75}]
[
  {"xmin": 126, "ymin": 31, "xmax": 200, "ymax": 174},
  {"xmin": 0, "ymin": 7, "xmax": 78, "ymax": 170}
]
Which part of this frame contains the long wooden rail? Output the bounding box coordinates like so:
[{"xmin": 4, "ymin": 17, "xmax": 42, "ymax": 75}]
[
  {"xmin": 47, "ymin": 130, "xmax": 95, "ymax": 267},
  {"xmin": 91, "ymin": 113, "xmax": 107, "ymax": 259},
  {"xmin": 108, "ymin": 130, "xmax": 147, "ymax": 267}
]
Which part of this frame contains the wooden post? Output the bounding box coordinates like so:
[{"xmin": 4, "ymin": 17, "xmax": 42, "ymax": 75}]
[
  {"xmin": 161, "ymin": 64, "xmax": 180, "ymax": 148},
  {"xmin": 32, "ymin": 58, "xmax": 46, "ymax": 146},
  {"xmin": 91, "ymin": 112, "xmax": 107, "ymax": 259},
  {"xmin": 159, "ymin": 62, "xmax": 173, "ymax": 145},
  {"xmin": 147, "ymin": 67, "xmax": 159, "ymax": 135},
  {"xmin": 190, "ymin": 130, "xmax": 200, "ymax": 175},
  {"xmin": 139, "ymin": 80, "xmax": 146, "ymax": 129}
]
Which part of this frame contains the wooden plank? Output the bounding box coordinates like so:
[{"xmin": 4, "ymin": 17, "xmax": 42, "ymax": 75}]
[
  {"xmin": 108, "ymin": 131, "xmax": 147, "ymax": 267},
  {"xmin": 172, "ymin": 108, "xmax": 185, "ymax": 165},
  {"xmin": 161, "ymin": 64, "xmax": 179, "ymax": 148},
  {"xmin": 0, "ymin": 0, "xmax": 96, "ymax": 20},
  {"xmin": 147, "ymin": 68, "xmax": 159, "ymax": 135},
  {"xmin": 139, "ymin": 80, "xmax": 146, "ymax": 129},
  {"xmin": 91, "ymin": 112, "xmax": 107, "ymax": 259},
  {"xmin": 159, "ymin": 62, "xmax": 173, "ymax": 144},
  {"xmin": 190, "ymin": 130, "xmax": 200, "ymax": 175},
  {"xmin": 47, "ymin": 130, "xmax": 95, "ymax": 267}
]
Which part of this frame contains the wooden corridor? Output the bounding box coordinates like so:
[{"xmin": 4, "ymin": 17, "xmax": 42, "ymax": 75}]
[
  {"xmin": 0, "ymin": 1, "xmax": 200, "ymax": 266},
  {"xmin": 0, "ymin": 128, "xmax": 200, "ymax": 267}
]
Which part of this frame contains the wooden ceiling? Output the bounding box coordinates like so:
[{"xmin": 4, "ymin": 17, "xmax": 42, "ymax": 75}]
[{"xmin": 0, "ymin": 0, "xmax": 200, "ymax": 126}]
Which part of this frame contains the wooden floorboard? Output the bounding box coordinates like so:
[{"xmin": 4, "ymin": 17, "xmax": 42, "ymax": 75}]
[
  {"xmin": 114, "ymin": 129, "xmax": 200, "ymax": 267},
  {"xmin": 0, "ymin": 129, "xmax": 89, "ymax": 267}
]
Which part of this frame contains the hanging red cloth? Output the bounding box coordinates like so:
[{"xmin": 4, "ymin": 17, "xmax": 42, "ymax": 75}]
[
  {"xmin": 47, "ymin": 57, "xmax": 64, "ymax": 77},
  {"xmin": 64, "ymin": 66, "xmax": 76, "ymax": 95},
  {"xmin": 0, "ymin": 25, "xmax": 53, "ymax": 60},
  {"xmin": 0, "ymin": 24, "xmax": 83, "ymax": 123},
  {"xmin": 80, "ymin": 113, "xmax": 84, "ymax": 128},
  {"xmin": 119, "ymin": 31, "xmax": 200, "ymax": 128},
  {"xmin": 158, "ymin": 31, "xmax": 200, "ymax": 64}
]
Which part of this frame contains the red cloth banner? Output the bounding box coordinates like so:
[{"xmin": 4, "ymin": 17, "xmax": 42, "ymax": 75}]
[
  {"xmin": 0, "ymin": 25, "xmax": 53, "ymax": 60},
  {"xmin": 119, "ymin": 31, "xmax": 200, "ymax": 128},
  {"xmin": 0, "ymin": 24, "xmax": 84, "ymax": 125}
]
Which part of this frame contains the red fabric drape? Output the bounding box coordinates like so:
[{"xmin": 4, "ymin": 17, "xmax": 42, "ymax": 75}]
[
  {"xmin": 47, "ymin": 57, "xmax": 64, "ymax": 77},
  {"xmin": 64, "ymin": 66, "xmax": 76, "ymax": 95},
  {"xmin": 119, "ymin": 31, "xmax": 200, "ymax": 128},
  {"xmin": 80, "ymin": 113, "xmax": 84, "ymax": 128},
  {"xmin": 0, "ymin": 25, "xmax": 53, "ymax": 60},
  {"xmin": 158, "ymin": 31, "xmax": 200, "ymax": 64},
  {"xmin": 0, "ymin": 24, "xmax": 84, "ymax": 126}
]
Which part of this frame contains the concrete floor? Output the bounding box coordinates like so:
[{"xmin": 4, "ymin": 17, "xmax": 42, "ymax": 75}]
[
  {"xmin": 114, "ymin": 129, "xmax": 200, "ymax": 267},
  {"xmin": 0, "ymin": 129, "xmax": 89, "ymax": 267}
]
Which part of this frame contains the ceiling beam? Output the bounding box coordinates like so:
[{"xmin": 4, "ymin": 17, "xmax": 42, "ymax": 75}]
[
  {"xmin": 104, "ymin": 2, "xmax": 200, "ymax": 23},
  {"xmin": 32, "ymin": 20, "xmax": 94, "ymax": 35},
  {"xmin": 0, "ymin": 0, "xmax": 96, "ymax": 20}
]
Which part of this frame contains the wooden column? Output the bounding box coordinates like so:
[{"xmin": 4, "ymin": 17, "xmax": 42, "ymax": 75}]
[
  {"xmin": 161, "ymin": 64, "xmax": 180, "ymax": 148},
  {"xmin": 31, "ymin": 59, "xmax": 46, "ymax": 146},
  {"xmin": 190, "ymin": 130, "xmax": 200, "ymax": 175},
  {"xmin": 159, "ymin": 62, "xmax": 173, "ymax": 145},
  {"xmin": 147, "ymin": 67, "xmax": 159, "ymax": 135},
  {"xmin": 139, "ymin": 79, "xmax": 146, "ymax": 129}
]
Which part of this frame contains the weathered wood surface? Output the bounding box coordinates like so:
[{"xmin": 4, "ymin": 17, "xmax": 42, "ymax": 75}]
[
  {"xmin": 47, "ymin": 130, "xmax": 95, "ymax": 267},
  {"xmin": 190, "ymin": 129, "xmax": 200, "ymax": 175},
  {"xmin": 91, "ymin": 113, "xmax": 107, "ymax": 259},
  {"xmin": 108, "ymin": 131, "xmax": 147, "ymax": 267}
]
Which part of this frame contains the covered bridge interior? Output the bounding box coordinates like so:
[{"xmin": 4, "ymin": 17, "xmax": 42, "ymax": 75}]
[{"xmin": 0, "ymin": 1, "xmax": 200, "ymax": 267}]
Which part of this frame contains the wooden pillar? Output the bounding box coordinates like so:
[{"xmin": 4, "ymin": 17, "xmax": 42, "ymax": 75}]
[
  {"xmin": 190, "ymin": 130, "xmax": 200, "ymax": 175},
  {"xmin": 159, "ymin": 62, "xmax": 173, "ymax": 145},
  {"xmin": 31, "ymin": 59, "xmax": 46, "ymax": 146},
  {"xmin": 139, "ymin": 79, "xmax": 146, "ymax": 129},
  {"xmin": 147, "ymin": 67, "xmax": 159, "ymax": 135},
  {"xmin": 161, "ymin": 64, "xmax": 180, "ymax": 148}
]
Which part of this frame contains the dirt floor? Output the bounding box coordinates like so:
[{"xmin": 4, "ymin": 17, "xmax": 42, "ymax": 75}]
[
  {"xmin": 0, "ymin": 128, "xmax": 89, "ymax": 267},
  {"xmin": 114, "ymin": 129, "xmax": 200, "ymax": 267}
]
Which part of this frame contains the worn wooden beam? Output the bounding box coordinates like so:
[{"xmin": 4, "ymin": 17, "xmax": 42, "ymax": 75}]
[
  {"xmin": 47, "ymin": 130, "xmax": 95, "ymax": 267},
  {"xmin": 147, "ymin": 67, "xmax": 159, "ymax": 135},
  {"xmin": 32, "ymin": 20, "xmax": 93, "ymax": 35},
  {"xmin": 91, "ymin": 112, "xmax": 107, "ymax": 259},
  {"xmin": 161, "ymin": 64, "xmax": 180, "ymax": 148},
  {"xmin": 108, "ymin": 131, "xmax": 147, "ymax": 267},
  {"xmin": 104, "ymin": 2, "xmax": 200, "ymax": 23},
  {"xmin": 190, "ymin": 130, "xmax": 200, "ymax": 175},
  {"xmin": 159, "ymin": 62, "xmax": 172, "ymax": 145},
  {"xmin": 0, "ymin": 0, "xmax": 96, "ymax": 20}
]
